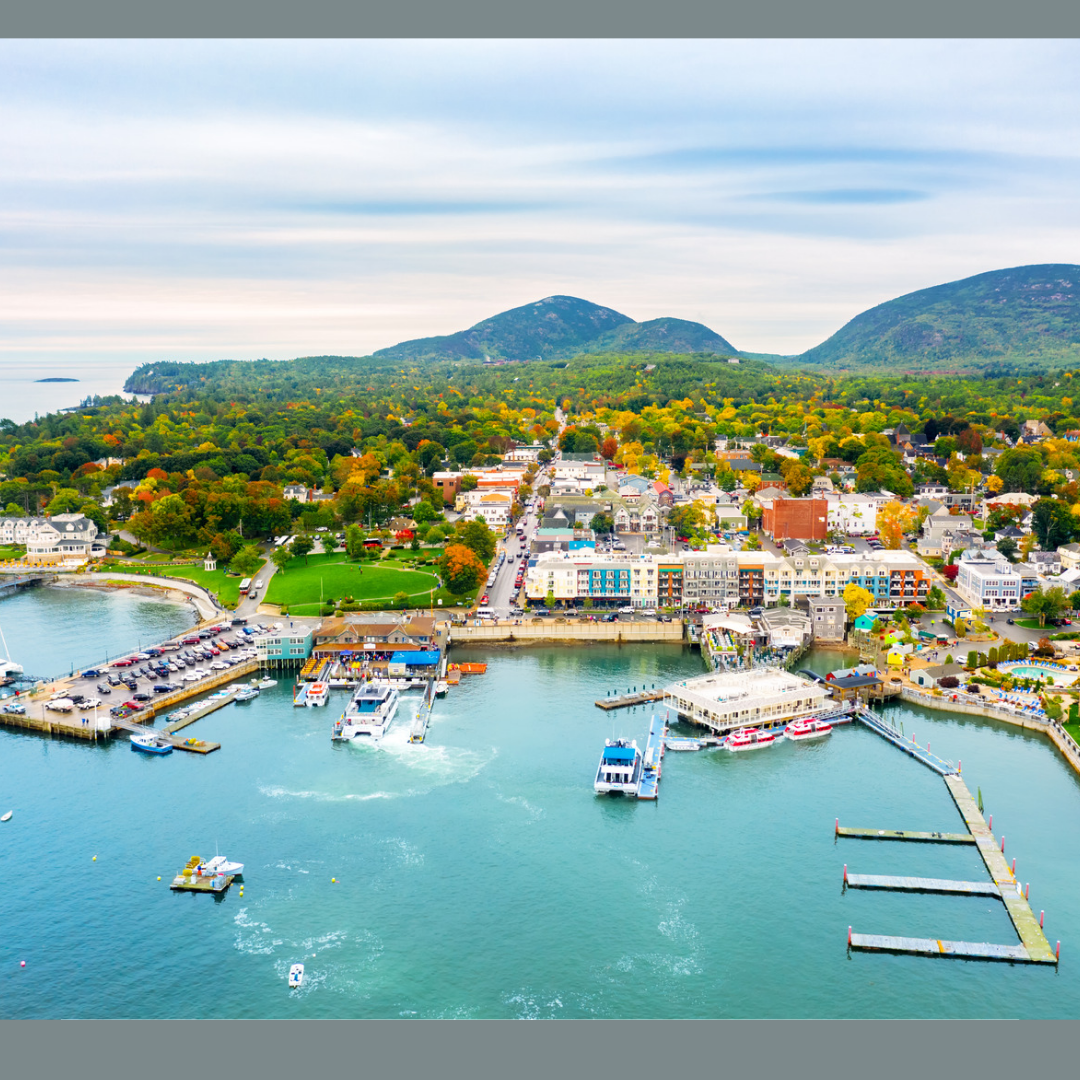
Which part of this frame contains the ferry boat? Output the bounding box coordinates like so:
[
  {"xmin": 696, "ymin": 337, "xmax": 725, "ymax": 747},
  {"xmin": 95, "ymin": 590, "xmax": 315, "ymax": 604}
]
[
  {"xmin": 785, "ymin": 718, "xmax": 833, "ymax": 741},
  {"xmin": 332, "ymin": 680, "xmax": 400, "ymax": 742},
  {"xmin": 594, "ymin": 739, "xmax": 642, "ymax": 794},
  {"xmin": 130, "ymin": 732, "xmax": 173, "ymax": 755},
  {"xmin": 289, "ymin": 963, "xmax": 304, "ymax": 989},
  {"xmin": 725, "ymin": 727, "xmax": 776, "ymax": 752},
  {"xmin": 305, "ymin": 682, "xmax": 329, "ymax": 707}
]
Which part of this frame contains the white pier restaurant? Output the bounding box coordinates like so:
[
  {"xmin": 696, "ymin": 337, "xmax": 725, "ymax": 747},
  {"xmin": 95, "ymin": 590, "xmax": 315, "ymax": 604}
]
[{"xmin": 663, "ymin": 668, "xmax": 831, "ymax": 735}]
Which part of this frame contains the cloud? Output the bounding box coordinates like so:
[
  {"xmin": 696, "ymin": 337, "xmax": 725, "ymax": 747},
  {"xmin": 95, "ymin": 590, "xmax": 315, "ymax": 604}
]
[{"xmin": 0, "ymin": 39, "xmax": 1079, "ymax": 371}]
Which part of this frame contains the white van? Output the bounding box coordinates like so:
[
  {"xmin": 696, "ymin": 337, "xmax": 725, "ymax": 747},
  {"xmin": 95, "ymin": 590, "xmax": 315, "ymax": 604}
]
[{"xmin": 476, "ymin": 607, "xmax": 497, "ymax": 619}]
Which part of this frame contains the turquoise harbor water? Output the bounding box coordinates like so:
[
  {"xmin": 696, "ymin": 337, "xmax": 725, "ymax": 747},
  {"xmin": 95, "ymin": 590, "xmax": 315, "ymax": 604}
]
[{"xmin": 2, "ymin": 596, "xmax": 1080, "ymax": 1017}]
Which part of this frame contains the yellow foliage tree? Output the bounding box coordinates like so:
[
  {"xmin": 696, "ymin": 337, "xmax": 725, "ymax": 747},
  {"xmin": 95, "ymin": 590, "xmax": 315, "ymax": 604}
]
[
  {"xmin": 985, "ymin": 475, "xmax": 1004, "ymax": 494},
  {"xmin": 877, "ymin": 501, "xmax": 915, "ymax": 549},
  {"xmin": 844, "ymin": 583, "xmax": 874, "ymax": 621}
]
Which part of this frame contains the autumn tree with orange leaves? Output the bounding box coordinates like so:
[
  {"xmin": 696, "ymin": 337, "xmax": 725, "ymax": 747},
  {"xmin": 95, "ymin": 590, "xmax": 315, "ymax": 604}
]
[
  {"xmin": 440, "ymin": 542, "xmax": 487, "ymax": 595},
  {"xmin": 877, "ymin": 501, "xmax": 916, "ymax": 549}
]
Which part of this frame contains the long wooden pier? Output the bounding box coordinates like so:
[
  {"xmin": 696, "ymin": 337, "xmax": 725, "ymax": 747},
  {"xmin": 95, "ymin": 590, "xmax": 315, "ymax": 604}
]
[
  {"xmin": 943, "ymin": 773, "xmax": 1058, "ymax": 964},
  {"xmin": 849, "ymin": 933, "xmax": 1031, "ymax": 963},
  {"xmin": 596, "ymin": 689, "xmax": 665, "ymax": 711}
]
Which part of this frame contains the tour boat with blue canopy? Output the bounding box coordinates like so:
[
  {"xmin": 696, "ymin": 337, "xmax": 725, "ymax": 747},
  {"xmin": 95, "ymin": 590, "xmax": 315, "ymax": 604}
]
[{"xmin": 594, "ymin": 739, "xmax": 642, "ymax": 794}]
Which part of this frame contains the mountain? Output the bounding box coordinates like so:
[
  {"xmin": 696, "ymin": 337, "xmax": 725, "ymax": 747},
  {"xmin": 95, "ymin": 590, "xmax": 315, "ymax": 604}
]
[
  {"xmin": 373, "ymin": 295, "xmax": 737, "ymax": 361},
  {"xmin": 797, "ymin": 264, "xmax": 1080, "ymax": 373}
]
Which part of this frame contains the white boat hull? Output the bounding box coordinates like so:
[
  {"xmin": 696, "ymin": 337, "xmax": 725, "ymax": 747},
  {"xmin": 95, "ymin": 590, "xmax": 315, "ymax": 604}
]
[
  {"xmin": 726, "ymin": 737, "xmax": 775, "ymax": 752},
  {"xmin": 785, "ymin": 729, "xmax": 831, "ymax": 741}
]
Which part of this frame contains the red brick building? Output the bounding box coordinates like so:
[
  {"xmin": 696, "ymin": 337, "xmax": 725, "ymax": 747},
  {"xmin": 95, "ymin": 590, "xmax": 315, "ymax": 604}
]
[{"xmin": 760, "ymin": 497, "xmax": 829, "ymax": 541}]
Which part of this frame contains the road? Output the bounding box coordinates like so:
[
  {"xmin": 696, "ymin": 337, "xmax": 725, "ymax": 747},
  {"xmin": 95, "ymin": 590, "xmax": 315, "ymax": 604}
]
[{"xmin": 484, "ymin": 469, "xmax": 549, "ymax": 614}]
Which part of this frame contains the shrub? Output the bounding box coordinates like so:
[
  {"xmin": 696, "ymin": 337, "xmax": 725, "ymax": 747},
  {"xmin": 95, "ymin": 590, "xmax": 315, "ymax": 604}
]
[{"xmin": 938, "ymin": 676, "xmax": 960, "ymax": 689}]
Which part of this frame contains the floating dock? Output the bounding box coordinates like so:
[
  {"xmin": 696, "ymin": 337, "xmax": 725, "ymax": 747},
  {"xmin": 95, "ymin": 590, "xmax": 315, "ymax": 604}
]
[
  {"xmin": 596, "ymin": 689, "xmax": 665, "ymax": 711},
  {"xmin": 410, "ymin": 680, "xmax": 436, "ymax": 743},
  {"xmin": 162, "ymin": 689, "xmax": 238, "ymax": 733},
  {"xmin": 170, "ymin": 856, "xmax": 234, "ymax": 892},
  {"xmin": 836, "ymin": 825, "xmax": 976, "ymax": 844},
  {"xmin": 636, "ymin": 713, "xmax": 665, "ymax": 800},
  {"xmin": 853, "ymin": 707, "xmax": 958, "ymax": 775},
  {"xmin": 845, "ymin": 873, "xmax": 1001, "ymax": 897},
  {"xmin": 111, "ymin": 717, "xmax": 220, "ymax": 754},
  {"xmin": 848, "ymin": 933, "xmax": 1031, "ymax": 963}
]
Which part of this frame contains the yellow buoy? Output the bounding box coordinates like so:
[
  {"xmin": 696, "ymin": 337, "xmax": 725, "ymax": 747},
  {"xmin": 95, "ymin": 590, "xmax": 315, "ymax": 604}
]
[
  {"xmin": 157, "ymin": 876, "xmax": 161, "ymax": 881},
  {"xmin": 92, "ymin": 855, "xmax": 97, "ymax": 861},
  {"xmin": 331, "ymin": 877, "xmax": 336, "ymax": 883}
]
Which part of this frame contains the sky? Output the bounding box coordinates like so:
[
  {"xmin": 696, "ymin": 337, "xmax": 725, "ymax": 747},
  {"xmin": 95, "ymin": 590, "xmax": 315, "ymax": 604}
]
[{"xmin": 1, "ymin": 38, "xmax": 1080, "ymax": 374}]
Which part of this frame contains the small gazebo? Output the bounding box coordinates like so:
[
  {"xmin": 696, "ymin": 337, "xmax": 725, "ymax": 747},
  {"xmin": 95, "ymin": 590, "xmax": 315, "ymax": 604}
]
[{"xmin": 203, "ymin": 551, "xmax": 217, "ymax": 572}]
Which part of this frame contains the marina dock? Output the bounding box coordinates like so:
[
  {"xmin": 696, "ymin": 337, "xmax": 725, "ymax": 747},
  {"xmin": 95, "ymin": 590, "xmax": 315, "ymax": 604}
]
[
  {"xmin": 596, "ymin": 689, "xmax": 665, "ymax": 711},
  {"xmin": 636, "ymin": 713, "xmax": 665, "ymax": 800},
  {"xmin": 853, "ymin": 706, "xmax": 958, "ymax": 775},
  {"xmin": 409, "ymin": 679, "xmax": 436, "ymax": 743},
  {"xmin": 844, "ymin": 771, "xmax": 1059, "ymax": 965},
  {"xmin": 111, "ymin": 717, "xmax": 220, "ymax": 753}
]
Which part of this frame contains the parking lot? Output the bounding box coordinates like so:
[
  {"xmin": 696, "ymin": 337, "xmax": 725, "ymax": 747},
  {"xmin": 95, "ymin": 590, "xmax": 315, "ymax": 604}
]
[{"xmin": 30, "ymin": 620, "xmax": 273, "ymax": 722}]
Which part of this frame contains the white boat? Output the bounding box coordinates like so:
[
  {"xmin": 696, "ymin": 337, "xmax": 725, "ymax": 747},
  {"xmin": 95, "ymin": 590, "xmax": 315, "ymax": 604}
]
[
  {"xmin": 594, "ymin": 739, "xmax": 642, "ymax": 794},
  {"xmin": 725, "ymin": 727, "xmax": 776, "ymax": 752},
  {"xmin": 257, "ymin": 678, "xmax": 277, "ymax": 689},
  {"xmin": 434, "ymin": 681, "xmax": 449, "ymax": 697},
  {"xmin": 785, "ymin": 718, "xmax": 833, "ymax": 741},
  {"xmin": 234, "ymin": 687, "xmax": 260, "ymax": 702},
  {"xmin": 199, "ymin": 854, "xmax": 244, "ymax": 877},
  {"xmin": 305, "ymin": 681, "xmax": 329, "ymax": 707},
  {"xmin": 333, "ymin": 680, "xmax": 399, "ymax": 742},
  {"xmin": 288, "ymin": 963, "xmax": 304, "ymax": 989},
  {"xmin": 1, "ymin": 811, "xmax": 12, "ymax": 822}
]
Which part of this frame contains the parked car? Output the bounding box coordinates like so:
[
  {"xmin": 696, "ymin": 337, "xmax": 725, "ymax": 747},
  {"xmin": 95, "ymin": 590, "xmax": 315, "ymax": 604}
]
[{"xmin": 4, "ymin": 702, "xmax": 27, "ymax": 714}]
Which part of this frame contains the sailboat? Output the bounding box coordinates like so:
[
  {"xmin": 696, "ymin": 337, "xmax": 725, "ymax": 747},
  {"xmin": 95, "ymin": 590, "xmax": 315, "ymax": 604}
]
[{"xmin": 0, "ymin": 620, "xmax": 23, "ymax": 685}]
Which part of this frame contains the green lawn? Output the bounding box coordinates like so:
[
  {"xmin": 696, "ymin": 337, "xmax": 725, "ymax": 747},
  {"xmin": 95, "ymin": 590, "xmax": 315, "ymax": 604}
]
[
  {"xmin": 103, "ymin": 561, "xmax": 256, "ymax": 608},
  {"xmin": 0, "ymin": 545, "xmax": 26, "ymax": 561},
  {"xmin": 265, "ymin": 551, "xmax": 442, "ymax": 614},
  {"xmin": 1014, "ymin": 618, "xmax": 1046, "ymax": 630}
]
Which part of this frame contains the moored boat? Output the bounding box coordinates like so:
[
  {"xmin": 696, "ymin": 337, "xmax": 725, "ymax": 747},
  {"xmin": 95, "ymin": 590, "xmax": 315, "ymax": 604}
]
[
  {"xmin": 725, "ymin": 727, "xmax": 776, "ymax": 752},
  {"xmin": 199, "ymin": 854, "xmax": 244, "ymax": 878},
  {"xmin": 257, "ymin": 678, "xmax": 277, "ymax": 689},
  {"xmin": 594, "ymin": 738, "xmax": 642, "ymax": 794},
  {"xmin": 664, "ymin": 737, "xmax": 706, "ymax": 751},
  {"xmin": 130, "ymin": 732, "xmax": 173, "ymax": 755},
  {"xmin": 434, "ymin": 681, "xmax": 449, "ymax": 697},
  {"xmin": 289, "ymin": 963, "xmax": 304, "ymax": 989},
  {"xmin": 785, "ymin": 718, "xmax": 833, "ymax": 741},
  {"xmin": 305, "ymin": 682, "xmax": 329, "ymax": 707},
  {"xmin": 234, "ymin": 687, "xmax": 260, "ymax": 702}
]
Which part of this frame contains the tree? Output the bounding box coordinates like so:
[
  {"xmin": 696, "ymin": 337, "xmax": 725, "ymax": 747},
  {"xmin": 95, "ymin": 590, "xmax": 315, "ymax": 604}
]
[
  {"xmin": 270, "ymin": 546, "xmax": 291, "ymax": 574},
  {"xmin": 985, "ymin": 475, "xmax": 1004, "ymax": 495},
  {"xmin": 393, "ymin": 590, "xmax": 410, "ymax": 606},
  {"xmin": 877, "ymin": 501, "xmax": 915, "ymax": 549},
  {"xmin": 967, "ymin": 650, "xmax": 978, "ymax": 669},
  {"xmin": 995, "ymin": 447, "xmax": 1044, "ymax": 494},
  {"xmin": 590, "ymin": 512, "xmax": 615, "ymax": 535},
  {"xmin": 1022, "ymin": 585, "xmax": 1068, "ymax": 627},
  {"xmin": 996, "ymin": 537, "xmax": 1018, "ymax": 562},
  {"xmin": 345, "ymin": 523, "xmax": 364, "ymax": 561},
  {"xmin": 1031, "ymin": 498, "xmax": 1076, "ymax": 550},
  {"xmin": 844, "ymin": 583, "xmax": 874, "ymax": 620},
  {"xmin": 457, "ymin": 519, "xmax": 496, "ymax": 562},
  {"xmin": 600, "ymin": 437, "xmax": 618, "ymax": 461},
  {"xmin": 412, "ymin": 499, "xmax": 436, "ymax": 524},
  {"xmin": 668, "ymin": 503, "xmax": 704, "ymax": 536},
  {"xmin": 439, "ymin": 543, "xmax": 487, "ymax": 595},
  {"xmin": 741, "ymin": 533, "xmax": 761, "ymax": 551},
  {"xmin": 544, "ymin": 590, "xmax": 556, "ymax": 608},
  {"xmin": 290, "ymin": 534, "xmax": 315, "ymax": 564},
  {"xmin": 229, "ymin": 545, "xmax": 263, "ymax": 577},
  {"xmin": 926, "ymin": 585, "xmax": 946, "ymax": 610},
  {"xmin": 459, "ymin": 474, "xmax": 479, "ymax": 492}
]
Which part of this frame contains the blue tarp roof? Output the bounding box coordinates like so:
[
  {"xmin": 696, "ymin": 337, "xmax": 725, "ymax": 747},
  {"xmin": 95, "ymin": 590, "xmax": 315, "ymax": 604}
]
[
  {"xmin": 602, "ymin": 746, "xmax": 637, "ymax": 763},
  {"xmin": 390, "ymin": 650, "xmax": 440, "ymax": 666}
]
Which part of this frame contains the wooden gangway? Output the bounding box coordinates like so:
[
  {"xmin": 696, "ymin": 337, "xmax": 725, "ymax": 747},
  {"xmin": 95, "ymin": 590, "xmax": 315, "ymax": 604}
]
[
  {"xmin": 636, "ymin": 713, "xmax": 666, "ymax": 800},
  {"xmin": 853, "ymin": 706, "xmax": 958, "ymax": 775},
  {"xmin": 849, "ymin": 933, "xmax": 1032, "ymax": 963}
]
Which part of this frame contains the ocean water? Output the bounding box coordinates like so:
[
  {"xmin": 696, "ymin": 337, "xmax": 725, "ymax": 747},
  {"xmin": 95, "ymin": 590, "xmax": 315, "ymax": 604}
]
[
  {"xmin": 2, "ymin": 604, "xmax": 1079, "ymax": 1017},
  {"xmin": 0, "ymin": 359, "xmax": 143, "ymax": 425}
]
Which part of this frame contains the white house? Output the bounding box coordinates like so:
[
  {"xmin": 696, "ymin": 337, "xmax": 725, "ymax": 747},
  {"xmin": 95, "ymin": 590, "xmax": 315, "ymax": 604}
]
[
  {"xmin": 0, "ymin": 514, "xmax": 100, "ymax": 564},
  {"xmin": 458, "ymin": 491, "xmax": 513, "ymax": 530},
  {"xmin": 825, "ymin": 493, "xmax": 882, "ymax": 535}
]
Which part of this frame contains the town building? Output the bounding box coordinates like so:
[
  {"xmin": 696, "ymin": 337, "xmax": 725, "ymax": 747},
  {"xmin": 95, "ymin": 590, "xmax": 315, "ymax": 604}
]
[
  {"xmin": 758, "ymin": 496, "xmax": 829, "ymax": 541},
  {"xmin": 432, "ymin": 471, "xmax": 463, "ymax": 505},
  {"xmin": 917, "ymin": 505, "xmax": 976, "ymax": 558},
  {"xmin": 954, "ymin": 548, "xmax": 1028, "ymax": 610},
  {"xmin": 0, "ymin": 514, "xmax": 100, "ymax": 564},
  {"xmin": 796, "ymin": 596, "xmax": 846, "ymax": 642},
  {"xmin": 825, "ymin": 493, "xmax": 883, "ymax": 536},
  {"xmin": 256, "ymin": 626, "xmax": 313, "ymax": 667},
  {"xmin": 312, "ymin": 614, "xmax": 436, "ymax": 658},
  {"xmin": 912, "ymin": 663, "xmax": 966, "ymax": 689}
]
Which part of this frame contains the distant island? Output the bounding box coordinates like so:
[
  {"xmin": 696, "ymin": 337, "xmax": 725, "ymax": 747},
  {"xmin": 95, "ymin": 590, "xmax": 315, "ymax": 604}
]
[{"xmin": 35, "ymin": 377, "xmax": 79, "ymax": 383}]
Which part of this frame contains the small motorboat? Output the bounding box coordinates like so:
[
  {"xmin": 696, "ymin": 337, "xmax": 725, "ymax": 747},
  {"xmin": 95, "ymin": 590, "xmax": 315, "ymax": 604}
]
[
  {"xmin": 288, "ymin": 963, "xmax": 305, "ymax": 989},
  {"xmin": 785, "ymin": 718, "xmax": 833, "ymax": 741},
  {"xmin": 130, "ymin": 733, "xmax": 173, "ymax": 755},
  {"xmin": 1, "ymin": 811, "xmax": 12, "ymax": 822},
  {"xmin": 434, "ymin": 681, "xmax": 449, "ymax": 697},
  {"xmin": 664, "ymin": 737, "xmax": 706, "ymax": 751},
  {"xmin": 257, "ymin": 678, "xmax": 277, "ymax": 689},
  {"xmin": 725, "ymin": 728, "xmax": 776, "ymax": 752},
  {"xmin": 234, "ymin": 687, "xmax": 260, "ymax": 702}
]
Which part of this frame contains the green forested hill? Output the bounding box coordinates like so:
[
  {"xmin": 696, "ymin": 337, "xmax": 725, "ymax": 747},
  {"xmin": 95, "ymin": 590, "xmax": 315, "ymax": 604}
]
[
  {"xmin": 797, "ymin": 264, "xmax": 1080, "ymax": 374},
  {"xmin": 372, "ymin": 295, "xmax": 737, "ymax": 361}
]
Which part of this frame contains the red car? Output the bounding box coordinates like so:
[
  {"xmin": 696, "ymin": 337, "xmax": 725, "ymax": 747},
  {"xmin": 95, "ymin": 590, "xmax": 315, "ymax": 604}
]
[
  {"xmin": 112, "ymin": 658, "xmax": 134, "ymax": 667},
  {"xmin": 123, "ymin": 700, "xmax": 143, "ymax": 710},
  {"xmin": 481, "ymin": 594, "xmax": 490, "ymax": 604}
]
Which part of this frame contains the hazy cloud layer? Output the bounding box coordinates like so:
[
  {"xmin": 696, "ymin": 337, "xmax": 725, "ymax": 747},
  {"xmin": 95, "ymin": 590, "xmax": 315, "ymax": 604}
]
[{"xmin": 1, "ymin": 39, "xmax": 1079, "ymax": 367}]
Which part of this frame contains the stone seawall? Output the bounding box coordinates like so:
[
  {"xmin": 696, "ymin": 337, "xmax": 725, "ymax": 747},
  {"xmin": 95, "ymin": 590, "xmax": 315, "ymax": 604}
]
[{"xmin": 449, "ymin": 621, "xmax": 686, "ymax": 645}]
